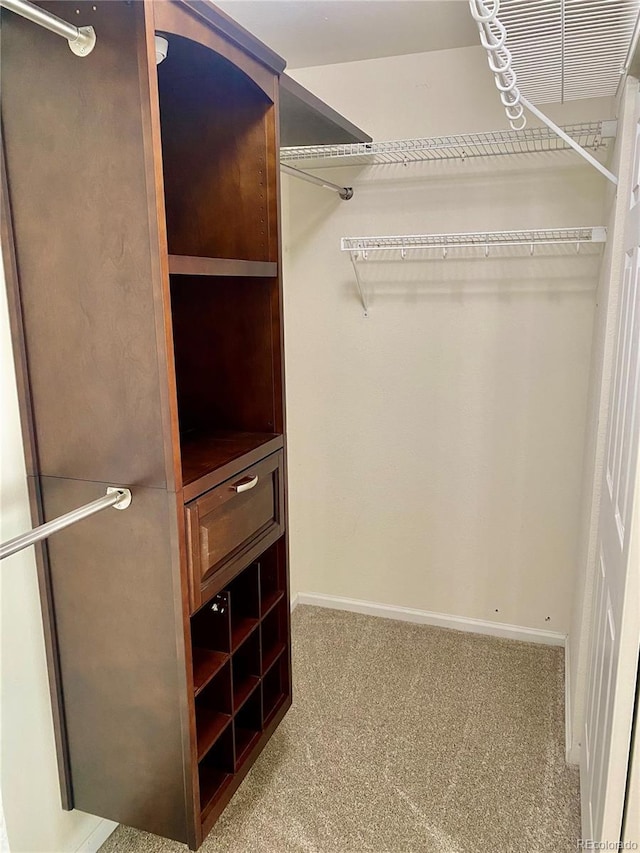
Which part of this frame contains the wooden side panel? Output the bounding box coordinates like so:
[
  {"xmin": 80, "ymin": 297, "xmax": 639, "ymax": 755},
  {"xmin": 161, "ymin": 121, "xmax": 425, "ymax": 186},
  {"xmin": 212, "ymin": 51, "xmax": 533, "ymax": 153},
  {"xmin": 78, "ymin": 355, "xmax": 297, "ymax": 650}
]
[
  {"xmin": 39, "ymin": 476, "xmax": 190, "ymax": 843},
  {"xmin": 0, "ymin": 0, "xmax": 174, "ymax": 488}
]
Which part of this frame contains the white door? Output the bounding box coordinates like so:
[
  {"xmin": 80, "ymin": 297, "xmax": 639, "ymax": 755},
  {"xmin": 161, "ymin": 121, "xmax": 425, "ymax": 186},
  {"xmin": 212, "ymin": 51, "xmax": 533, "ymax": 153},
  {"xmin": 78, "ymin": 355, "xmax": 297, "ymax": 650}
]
[{"xmin": 582, "ymin": 78, "xmax": 640, "ymax": 845}]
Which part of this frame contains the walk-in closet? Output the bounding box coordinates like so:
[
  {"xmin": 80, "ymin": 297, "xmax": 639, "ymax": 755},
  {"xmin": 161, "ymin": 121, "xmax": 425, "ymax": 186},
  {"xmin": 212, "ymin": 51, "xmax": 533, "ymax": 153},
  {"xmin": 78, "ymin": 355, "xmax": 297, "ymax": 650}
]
[{"xmin": 1, "ymin": 1, "xmax": 639, "ymax": 852}]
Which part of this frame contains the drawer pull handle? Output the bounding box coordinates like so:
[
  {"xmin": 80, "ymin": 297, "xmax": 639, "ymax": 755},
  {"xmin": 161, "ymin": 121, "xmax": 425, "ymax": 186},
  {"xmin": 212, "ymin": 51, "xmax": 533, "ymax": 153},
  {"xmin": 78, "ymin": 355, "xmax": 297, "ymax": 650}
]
[{"xmin": 232, "ymin": 475, "xmax": 259, "ymax": 494}]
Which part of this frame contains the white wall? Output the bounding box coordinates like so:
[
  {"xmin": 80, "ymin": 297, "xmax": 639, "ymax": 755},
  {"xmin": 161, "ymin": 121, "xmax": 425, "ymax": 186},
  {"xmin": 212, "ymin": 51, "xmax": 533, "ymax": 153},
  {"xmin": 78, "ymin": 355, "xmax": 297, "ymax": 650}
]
[
  {"xmin": 283, "ymin": 45, "xmax": 613, "ymax": 633},
  {"xmin": 0, "ymin": 261, "xmax": 115, "ymax": 851}
]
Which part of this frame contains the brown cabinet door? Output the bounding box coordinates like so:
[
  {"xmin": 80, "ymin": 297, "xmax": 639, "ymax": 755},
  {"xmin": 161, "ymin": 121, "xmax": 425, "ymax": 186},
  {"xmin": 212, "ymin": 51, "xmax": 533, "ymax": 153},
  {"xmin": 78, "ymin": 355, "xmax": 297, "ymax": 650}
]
[{"xmin": 186, "ymin": 451, "xmax": 285, "ymax": 610}]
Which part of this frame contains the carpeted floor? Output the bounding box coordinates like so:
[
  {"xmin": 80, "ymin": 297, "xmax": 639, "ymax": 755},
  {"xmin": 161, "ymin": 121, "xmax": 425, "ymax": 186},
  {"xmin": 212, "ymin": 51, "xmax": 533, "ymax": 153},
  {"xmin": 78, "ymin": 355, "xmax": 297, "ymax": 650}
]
[{"xmin": 99, "ymin": 605, "xmax": 581, "ymax": 853}]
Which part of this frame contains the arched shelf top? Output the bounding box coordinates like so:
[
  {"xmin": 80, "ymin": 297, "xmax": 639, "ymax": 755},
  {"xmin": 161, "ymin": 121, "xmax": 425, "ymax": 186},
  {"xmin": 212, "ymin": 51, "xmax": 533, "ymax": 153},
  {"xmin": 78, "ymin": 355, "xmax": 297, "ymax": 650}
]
[
  {"xmin": 156, "ymin": 30, "xmax": 275, "ymax": 106},
  {"xmin": 152, "ymin": 1, "xmax": 280, "ymax": 102}
]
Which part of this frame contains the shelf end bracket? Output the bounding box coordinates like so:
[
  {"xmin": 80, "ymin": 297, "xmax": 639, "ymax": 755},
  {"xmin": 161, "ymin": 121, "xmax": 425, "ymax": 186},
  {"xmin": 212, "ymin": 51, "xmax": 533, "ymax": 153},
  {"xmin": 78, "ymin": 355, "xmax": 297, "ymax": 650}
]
[
  {"xmin": 520, "ymin": 96, "xmax": 618, "ymax": 186},
  {"xmin": 349, "ymin": 251, "xmax": 369, "ymax": 317}
]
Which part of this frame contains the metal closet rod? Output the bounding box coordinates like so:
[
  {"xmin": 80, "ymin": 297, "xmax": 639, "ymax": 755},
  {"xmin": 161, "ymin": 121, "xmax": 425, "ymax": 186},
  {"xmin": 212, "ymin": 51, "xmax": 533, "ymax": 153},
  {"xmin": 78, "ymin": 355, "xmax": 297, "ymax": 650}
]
[
  {"xmin": 0, "ymin": 0, "xmax": 96, "ymax": 56},
  {"xmin": 281, "ymin": 163, "xmax": 354, "ymax": 200},
  {"xmin": 0, "ymin": 487, "xmax": 132, "ymax": 561}
]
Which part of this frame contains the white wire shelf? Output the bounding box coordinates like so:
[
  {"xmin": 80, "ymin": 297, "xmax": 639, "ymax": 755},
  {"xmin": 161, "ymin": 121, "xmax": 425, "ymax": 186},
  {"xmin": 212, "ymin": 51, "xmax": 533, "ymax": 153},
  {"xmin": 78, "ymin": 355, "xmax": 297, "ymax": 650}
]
[
  {"xmin": 342, "ymin": 227, "xmax": 607, "ymax": 316},
  {"xmin": 280, "ymin": 121, "xmax": 616, "ymax": 168},
  {"xmin": 341, "ymin": 227, "xmax": 607, "ymax": 255}
]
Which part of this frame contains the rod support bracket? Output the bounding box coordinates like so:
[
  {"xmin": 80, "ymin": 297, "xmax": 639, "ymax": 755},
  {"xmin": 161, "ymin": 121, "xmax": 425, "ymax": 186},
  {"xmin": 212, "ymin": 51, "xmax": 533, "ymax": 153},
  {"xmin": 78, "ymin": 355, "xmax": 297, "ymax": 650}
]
[
  {"xmin": 68, "ymin": 24, "xmax": 96, "ymax": 56},
  {"xmin": 107, "ymin": 487, "xmax": 132, "ymax": 510},
  {"xmin": 339, "ymin": 187, "xmax": 354, "ymax": 201}
]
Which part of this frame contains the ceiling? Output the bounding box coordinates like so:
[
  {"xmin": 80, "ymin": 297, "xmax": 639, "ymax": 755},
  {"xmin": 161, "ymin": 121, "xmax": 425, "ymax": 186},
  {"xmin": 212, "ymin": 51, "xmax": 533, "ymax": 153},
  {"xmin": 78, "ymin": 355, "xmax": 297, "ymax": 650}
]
[
  {"xmin": 215, "ymin": 1, "xmax": 479, "ymax": 69},
  {"xmin": 499, "ymin": 0, "xmax": 640, "ymax": 103}
]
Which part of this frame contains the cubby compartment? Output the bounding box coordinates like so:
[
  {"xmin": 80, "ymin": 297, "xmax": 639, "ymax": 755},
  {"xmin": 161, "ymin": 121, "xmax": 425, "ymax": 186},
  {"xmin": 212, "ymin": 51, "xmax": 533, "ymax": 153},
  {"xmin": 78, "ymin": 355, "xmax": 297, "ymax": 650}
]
[
  {"xmin": 188, "ymin": 542, "xmax": 291, "ymax": 832},
  {"xmin": 157, "ymin": 34, "xmax": 275, "ymax": 264},
  {"xmin": 229, "ymin": 564, "xmax": 260, "ymax": 650},
  {"xmin": 191, "ymin": 593, "xmax": 231, "ymax": 694},
  {"xmin": 170, "ymin": 276, "xmax": 279, "ymax": 437},
  {"xmin": 232, "ymin": 630, "xmax": 261, "ymax": 712},
  {"xmin": 262, "ymin": 653, "xmax": 288, "ymax": 728},
  {"xmin": 170, "ymin": 274, "xmax": 283, "ymax": 494},
  {"xmin": 195, "ymin": 663, "xmax": 233, "ymax": 760},
  {"xmin": 261, "ymin": 600, "xmax": 287, "ymax": 675},
  {"xmin": 259, "ymin": 547, "xmax": 285, "ymax": 617},
  {"xmin": 198, "ymin": 724, "xmax": 235, "ymax": 819},
  {"xmin": 234, "ymin": 688, "xmax": 262, "ymax": 769}
]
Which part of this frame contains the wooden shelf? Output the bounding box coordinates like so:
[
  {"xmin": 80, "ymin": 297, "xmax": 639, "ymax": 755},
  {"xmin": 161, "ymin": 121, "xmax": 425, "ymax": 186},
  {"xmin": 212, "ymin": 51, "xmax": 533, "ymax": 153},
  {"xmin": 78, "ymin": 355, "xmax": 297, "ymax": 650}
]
[
  {"xmin": 181, "ymin": 432, "xmax": 283, "ymax": 501},
  {"xmin": 233, "ymin": 675, "xmax": 260, "ymax": 712},
  {"xmin": 262, "ymin": 641, "xmax": 286, "ymax": 676},
  {"xmin": 169, "ymin": 255, "xmax": 277, "ymax": 278},
  {"xmin": 279, "ymin": 73, "xmax": 372, "ymax": 147},
  {"xmin": 231, "ymin": 617, "xmax": 259, "ymax": 651},
  {"xmin": 199, "ymin": 767, "xmax": 232, "ymax": 819},
  {"xmin": 263, "ymin": 692, "xmax": 287, "ymax": 729},
  {"xmin": 197, "ymin": 710, "xmax": 231, "ymax": 761},
  {"xmin": 235, "ymin": 728, "xmax": 261, "ymax": 768},
  {"xmin": 192, "ymin": 649, "xmax": 229, "ymax": 696},
  {"xmin": 260, "ymin": 589, "xmax": 284, "ymax": 619}
]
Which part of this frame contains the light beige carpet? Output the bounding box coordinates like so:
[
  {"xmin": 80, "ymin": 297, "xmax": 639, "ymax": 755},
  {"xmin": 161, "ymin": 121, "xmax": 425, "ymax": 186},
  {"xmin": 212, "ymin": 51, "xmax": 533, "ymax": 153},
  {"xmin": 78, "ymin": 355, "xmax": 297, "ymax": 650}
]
[{"xmin": 99, "ymin": 605, "xmax": 580, "ymax": 853}]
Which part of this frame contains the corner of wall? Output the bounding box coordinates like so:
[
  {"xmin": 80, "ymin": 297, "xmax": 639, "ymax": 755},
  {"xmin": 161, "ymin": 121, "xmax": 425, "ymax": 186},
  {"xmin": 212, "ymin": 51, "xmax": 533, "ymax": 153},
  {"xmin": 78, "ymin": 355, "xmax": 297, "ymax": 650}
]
[{"xmin": 75, "ymin": 820, "xmax": 118, "ymax": 853}]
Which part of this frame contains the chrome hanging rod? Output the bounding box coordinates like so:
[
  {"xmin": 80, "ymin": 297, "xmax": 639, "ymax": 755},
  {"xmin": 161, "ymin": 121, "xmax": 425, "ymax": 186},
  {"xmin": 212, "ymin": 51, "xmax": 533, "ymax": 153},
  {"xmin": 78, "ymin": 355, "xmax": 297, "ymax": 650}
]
[
  {"xmin": 281, "ymin": 163, "xmax": 353, "ymax": 200},
  {"xmin": 0, "ymin": 487, "xmax": 132, "ymax": 561},
  {"xmin": 0, "ymin": 0, "xmax": 96, "ymax": 56}
]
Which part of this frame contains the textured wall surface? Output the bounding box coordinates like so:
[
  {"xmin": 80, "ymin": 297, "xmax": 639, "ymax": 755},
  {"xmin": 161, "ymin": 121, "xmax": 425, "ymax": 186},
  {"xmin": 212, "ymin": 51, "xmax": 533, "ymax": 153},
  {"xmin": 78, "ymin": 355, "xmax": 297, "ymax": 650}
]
[{"xmin": 283, "ymin": 45, "xmax": 613, "ymax": 633}]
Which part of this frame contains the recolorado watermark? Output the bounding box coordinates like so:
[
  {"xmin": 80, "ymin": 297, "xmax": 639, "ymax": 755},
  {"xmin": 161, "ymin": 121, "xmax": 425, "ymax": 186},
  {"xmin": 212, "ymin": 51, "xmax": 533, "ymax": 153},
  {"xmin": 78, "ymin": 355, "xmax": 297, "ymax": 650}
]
[{"xmin": 577, "ymin": 843, "xmax": 638, "ymax": 850}]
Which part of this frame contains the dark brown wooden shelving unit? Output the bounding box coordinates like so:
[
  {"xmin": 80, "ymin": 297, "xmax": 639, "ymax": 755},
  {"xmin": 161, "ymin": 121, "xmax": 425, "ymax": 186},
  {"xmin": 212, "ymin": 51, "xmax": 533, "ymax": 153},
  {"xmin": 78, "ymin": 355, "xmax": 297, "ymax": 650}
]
[{"xmin": 1, "ymin": 1, "xmax": 292, "ymax": 849}]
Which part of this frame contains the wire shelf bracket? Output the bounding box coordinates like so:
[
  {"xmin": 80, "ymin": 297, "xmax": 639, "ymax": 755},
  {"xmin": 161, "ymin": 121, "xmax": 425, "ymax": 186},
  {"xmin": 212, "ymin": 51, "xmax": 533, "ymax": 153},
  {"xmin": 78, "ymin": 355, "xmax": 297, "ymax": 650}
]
[
  {"xmin": 521, "ymin": 99, "xmax": 617, "ymax": 185},
  {"xmin": 348, "ymin": 251, "xmax": 370, "ymax": 317},
  {"xmin": 0, "ymin": 0, "xmax": 96, "ymax": 56},
  {"xmin": 469, "ymin": 0, "xmax": 618, "ymax": 185},
  {"xmin": 280, "ymin": 121, "xmax": 617, "ymax": 169},
  {"xmin": 342, "ymin": 227, "xmax": 607, "ymax": 316}
]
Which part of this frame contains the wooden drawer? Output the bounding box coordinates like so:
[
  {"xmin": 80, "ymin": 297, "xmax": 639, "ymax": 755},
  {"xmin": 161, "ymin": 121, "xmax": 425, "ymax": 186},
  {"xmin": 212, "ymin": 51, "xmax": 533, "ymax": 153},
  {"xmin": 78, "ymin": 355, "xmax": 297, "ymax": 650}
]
[{"xmin": 186, "ymin": 451, "xmax": 284, "ymax": 610}]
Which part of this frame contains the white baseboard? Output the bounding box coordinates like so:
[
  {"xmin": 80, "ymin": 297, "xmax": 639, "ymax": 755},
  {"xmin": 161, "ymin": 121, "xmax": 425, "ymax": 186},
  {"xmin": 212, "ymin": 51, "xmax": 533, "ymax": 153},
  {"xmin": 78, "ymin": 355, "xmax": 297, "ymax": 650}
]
[
  {"xmin": 296, "ymin": 592, "xmax": 567, "ymax": 646},
  {"xmin": 565, "ymin": 641, "xmax": 578, "ymax": 765},
  {"xmin": 290, "ymin": 592, "xmax": 299, "ymax": 612},
  {"xmin": 75, "ymin": 819, "xmax": 118, "ymax": 853},
  {"xmin": 567, "ymin": 741, "xmax": 581, "ymax": 766}
]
